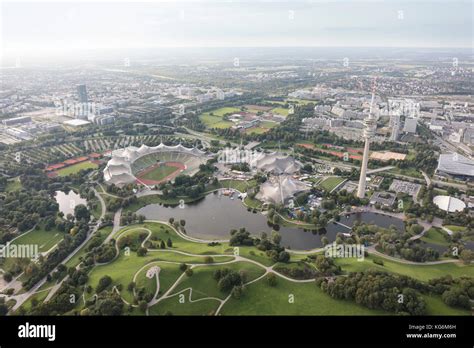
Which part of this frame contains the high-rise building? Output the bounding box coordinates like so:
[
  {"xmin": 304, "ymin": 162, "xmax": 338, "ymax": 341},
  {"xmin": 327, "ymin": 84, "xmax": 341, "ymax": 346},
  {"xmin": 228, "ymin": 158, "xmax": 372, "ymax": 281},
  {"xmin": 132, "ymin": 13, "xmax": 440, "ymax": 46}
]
[
  {"xmin": 357, "ymin": 80, "xmax": 378, "ymax": 199},
  {"xmin": 77, "ymin": 84, "xmax": 88, "ymax": 103},
  {"xmin": 389, "ymin": 114, "xmax": 400, "ymax": 141}
]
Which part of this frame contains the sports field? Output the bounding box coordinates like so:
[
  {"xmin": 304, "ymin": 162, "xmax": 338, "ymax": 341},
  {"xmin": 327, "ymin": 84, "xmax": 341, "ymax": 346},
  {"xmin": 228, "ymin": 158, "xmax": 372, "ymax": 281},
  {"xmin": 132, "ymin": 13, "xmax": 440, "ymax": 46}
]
[
  {"xmin": 245, "ymin": 121, "xmax": 278, "ymax": 134},
  {"xmin": 319, "ymin": 176, "xmax": 346, "ymax": 192},
  {"xmin": 137, "ymin": 162, "xmax": 184, "ymax": 185},
  {"xmin": 199, "ymin": 107, "xmax": 240, "ymax": 129},
  {"xmin": 57, "ymin": 161, "xmax": 98, "ymax": 176}
]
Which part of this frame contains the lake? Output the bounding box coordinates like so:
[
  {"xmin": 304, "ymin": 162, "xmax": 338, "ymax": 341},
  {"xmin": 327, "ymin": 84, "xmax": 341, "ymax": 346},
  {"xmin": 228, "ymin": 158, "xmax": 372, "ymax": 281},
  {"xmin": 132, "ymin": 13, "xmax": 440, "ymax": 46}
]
[{"xmin": 137, "ymin": 192, "xmax": 405, "ymax": 250}]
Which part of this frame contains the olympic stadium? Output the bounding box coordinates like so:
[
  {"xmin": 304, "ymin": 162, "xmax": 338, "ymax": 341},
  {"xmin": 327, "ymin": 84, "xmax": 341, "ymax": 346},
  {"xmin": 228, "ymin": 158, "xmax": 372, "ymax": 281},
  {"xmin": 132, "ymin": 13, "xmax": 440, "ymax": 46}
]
[{"xmin": 103, "ymin": 143, "xmax": 209, "ymax": 186}]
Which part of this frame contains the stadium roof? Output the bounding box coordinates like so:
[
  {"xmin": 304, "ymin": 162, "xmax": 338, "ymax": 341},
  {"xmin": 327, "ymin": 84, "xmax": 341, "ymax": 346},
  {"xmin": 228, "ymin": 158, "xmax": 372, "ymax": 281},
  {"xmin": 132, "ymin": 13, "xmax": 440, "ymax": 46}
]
[
  {"xmin": 255, "ymin": 175, "xmax": 310, "ymax": 204},
  {"xmin": 433, "ymin": 195, "xmax": 466, "ymax": 212},
  {"xmin": 437, "ymin": 153, "xmax": 474, "ymax": 177},
  {"xmin": 103, "ymin": 143, "xmax": 207, "ymax": 186},
  {"xmin": 252, "ymin": 152, "xmax": 302, "ymax": 174}
]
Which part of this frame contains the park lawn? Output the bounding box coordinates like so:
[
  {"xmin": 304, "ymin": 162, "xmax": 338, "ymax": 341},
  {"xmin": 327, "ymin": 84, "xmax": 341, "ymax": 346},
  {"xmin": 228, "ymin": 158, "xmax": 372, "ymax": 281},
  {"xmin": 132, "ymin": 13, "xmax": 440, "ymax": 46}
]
[
  {"xmin": 199, "ymin": 107, "xmax": 241, "ymax": 129},
  {"xmin": 444, "ymin": 225, "xmax": 467, "ymax": 233},
  {"xmin": 12, "ymin": 226, "xmax": 64, "ymax": 253},
  {"xmin": 208, "ymin": 107, "xmax": 241, "ymax": 117},
  {"xmin": 143, "ymin": 222, "xmax": 231, "ymax": 255},
  {"xmin": 140, "ymin": 164, "xmax": 179, "ymax": 182},
  {"xmin": 135, "ymin": 265, "xmax": 158, "ymax": 298},
  {"xmin": 334, "ymin": 254, "xmax": 474, "ymax": 282},
  {"xmin": 388, "ymin": 167, "xmax": 423, "ymax": 179},
  {"xmin": 89, "ymin": 197, "xmax": 102, "ymax": 220},
  {"xmin": 116, "ymin": 227, "xmax": 147, "ymax": 250},
  {"xmin": 146, "ymin": 250, "xmax": 234, "ymax": 264},
  {"xmin": 87, "ymin": 253, "xmax": 182, "ymax": 303},
  {"xmin": 244, "ymin": 196, "xmax": 263, "ymax": 209},
  {"xmin": 170, "ymin": 261, "xmax": 266, "ymax": 301},
  {"xmin": 17, "ymin": 288, "xmax": 51, "ymax": 313},
  {"xmin": 420, "ymin": 228, "xmax": 450, "ymax": 246},
  {"xmin": 57, "ymin": 161, "xmax": 98, "ymax": 177},
  {"xmin": 218, "ymin": 179, "xmax": 257, "ymax": 192},
  {"xmin": 422, "ymin": 294, "xmax": 470, "ymax": 315},
  {"xmin": 64, "ymin": 226, "xmax": 113, "ymax": 269},
  {"xmin": 319, "ymin": 176, "xmax": 346, "ymax": 192},
  {"xmin": 237, "ymin": 246, "xmax": 276, "ymax": 267},
  {"xmin": 5, "ymin": 177, "xmax": 22, "ymax": 192},
  {"xmin": 271, "ymin": 107, "xmax": 289, "ymax": 116},
  {"xmin": 148, "ymin": 290, "xmax": 220, "ymax": 315},
  {"xmin": 286, "ymin": 98, "xmax": 317, "ymax": 106},
  {"xmin": 220, "ymin": 274, "xmax": 385, "ymax": 315},
  {"xmin": 245, "ymin": 126, "xmax": 270, "ymax": 134}
]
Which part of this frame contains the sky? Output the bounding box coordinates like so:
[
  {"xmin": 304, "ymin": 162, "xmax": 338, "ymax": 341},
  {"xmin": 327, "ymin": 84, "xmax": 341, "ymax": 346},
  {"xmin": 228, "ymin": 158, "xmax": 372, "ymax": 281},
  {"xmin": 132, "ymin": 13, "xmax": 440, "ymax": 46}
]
[{"xmin": 0, "ymin": 0, "xmax": 472, "ymax": 60}]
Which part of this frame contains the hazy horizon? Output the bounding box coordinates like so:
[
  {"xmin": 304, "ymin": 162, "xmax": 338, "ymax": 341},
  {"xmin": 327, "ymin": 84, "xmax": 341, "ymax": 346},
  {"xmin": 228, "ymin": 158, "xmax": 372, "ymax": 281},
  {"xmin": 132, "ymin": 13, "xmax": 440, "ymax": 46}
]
[{"xmin": 1, "ymin": 0, "xmax": 472, "ymax": 63}]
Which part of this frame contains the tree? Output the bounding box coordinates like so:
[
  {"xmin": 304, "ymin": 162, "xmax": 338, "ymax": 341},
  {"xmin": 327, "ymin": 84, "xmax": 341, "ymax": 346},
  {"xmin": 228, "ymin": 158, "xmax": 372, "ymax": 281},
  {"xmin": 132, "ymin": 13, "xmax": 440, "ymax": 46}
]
[
  {"xmin": 138, "ymin": 300, "xmax": 148, "ymax": 312},
  {"xmin": 166, "ymin": 238, "xmax": 173, "ymax": 247},
  {"xmin": 3, "ymin": 272, "xmax": 12, "ymax": 282},
  {"xmin": 231, "ymin": 285, "xmax": 243, "ymax": 299},
  {"xmin": 459, "ymin": 250, "xmax": 474, "ymax": 265},
  {"xmin": 267, "ymin": 273, "xmax": 277, "ymax": 287},
  {"xmin": 271, "ymin": 231, "xmax": 282, "ymax": 245},
  {"xmin": 137, "ymin": 247, "xmax": 148, "ymax": 257},
  {"xmin": 127, "ymin": 282, "xmax": 136, "ymax": 292},
  {"xmin": 160, "ymin": 240, "xmax": 166, "ymax": 249},
  {"xmin": 74, "ymin": 204, "xmax": 90, "ymax": 221},
  {"xmin": 277, "ymin": 251, "xmax": 290, "ymax": 263},
  {"xmin": 96, "ymin": 275, "xmax": 112, "ymax": 293},
  {"xmin": 204, "ymin": 256, "xmax": 214, "ymax": 264}
]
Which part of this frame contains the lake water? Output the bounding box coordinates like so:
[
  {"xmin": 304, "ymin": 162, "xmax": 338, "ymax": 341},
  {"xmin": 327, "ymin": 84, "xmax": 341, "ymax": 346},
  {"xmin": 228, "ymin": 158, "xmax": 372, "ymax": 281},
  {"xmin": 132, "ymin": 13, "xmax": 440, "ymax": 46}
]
[
  {"xmin": 137, "ymin": 192, "xmax": 405, "ymax": 250},
  {"xmin": 55, "ymin": 190, "xmax": 87, "ymax": 217}
]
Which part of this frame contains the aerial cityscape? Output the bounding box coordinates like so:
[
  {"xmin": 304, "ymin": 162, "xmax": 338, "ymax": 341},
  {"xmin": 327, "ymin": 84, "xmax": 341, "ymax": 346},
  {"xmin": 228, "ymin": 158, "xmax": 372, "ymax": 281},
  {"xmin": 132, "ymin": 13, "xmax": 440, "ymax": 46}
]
[{"xmin": 0, "ymin": 0, "xmax": 472, "ymax": 345}]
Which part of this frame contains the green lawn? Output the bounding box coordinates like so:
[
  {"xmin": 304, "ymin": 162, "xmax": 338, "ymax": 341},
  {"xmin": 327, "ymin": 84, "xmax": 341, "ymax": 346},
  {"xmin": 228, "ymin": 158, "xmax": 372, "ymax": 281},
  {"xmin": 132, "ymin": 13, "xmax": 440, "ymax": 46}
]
[
  {"xmin": 57, "ymin": 161, "xmax": 98, "ymax": 176},
  {"xmin": 5, "ymin": 177, "xmax": 22, "ymax": 192},
  {"xmin": 220, "ymin": 274, "xmax": 384, "ymax": 315},
  {"xmin": 244, "ymin": 197, "xmax": 263, "ymax": 210},
  {"xmin": 271, "ymin": 107, "xmax": 289, "ymax": 116},
  {"xmin": 420, "ymin": 228, "xmax": 450, "ymax": 246},
  {"xmin": 422, "ymin": 294, "xmax": 470, "ymax": 315},
  {"xmin": 87, "ymin": 255, "xmax": 182, "ymax": 304},
  {"xmin": 199, "ymin": 107, "xmax": 241, "ymax": 129},
  {"xmin": 170, "ymin": 261, "xmax": 266, "ymax": 300},
  {"xmin": 208, "ymin": 107, "xmax": 242, "ymax": 117},
  {"xmin": 12, "ymin": 226, "xmax": 64, "ymax": 253},
  {"xmin": 16, "ymin": 288, "xmax": 51, "ymax": 313},
  {"xmin": 218, "ymin": 179, "xmax": 257, "ymax": 192},
  {"xmin": 140, "ymin": 164, "xmax": 179, "ymax": 182},
  {"xmin": 319, "ymin": 176, "xmax": 346, "ymax": 192},
  {"xmin": 444, "ymin": 225, "xmax": 467, "ymax": 233},
  {"xmin": 334, "ymin": 254, "xmax": 474, "ymax": 282},
  {"xmin": 149, "ymin": 289, "xmax": 220, "ymax": 315}
]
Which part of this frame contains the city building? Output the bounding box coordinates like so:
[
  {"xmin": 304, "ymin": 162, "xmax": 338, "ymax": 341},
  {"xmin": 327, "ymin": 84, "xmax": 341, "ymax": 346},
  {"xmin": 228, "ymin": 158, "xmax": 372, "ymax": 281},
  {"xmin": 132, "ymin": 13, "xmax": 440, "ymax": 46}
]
[
  {"xmin": 77, "ymin": 84, "xmax": 88, "ymax": 103},
  {"xmin": 403, "ymin": 117, "xmax": 418, "ymax": 134},
  {"xmin": 2, "ymin": 116, "xmax": 32, "ymax": 126}
]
